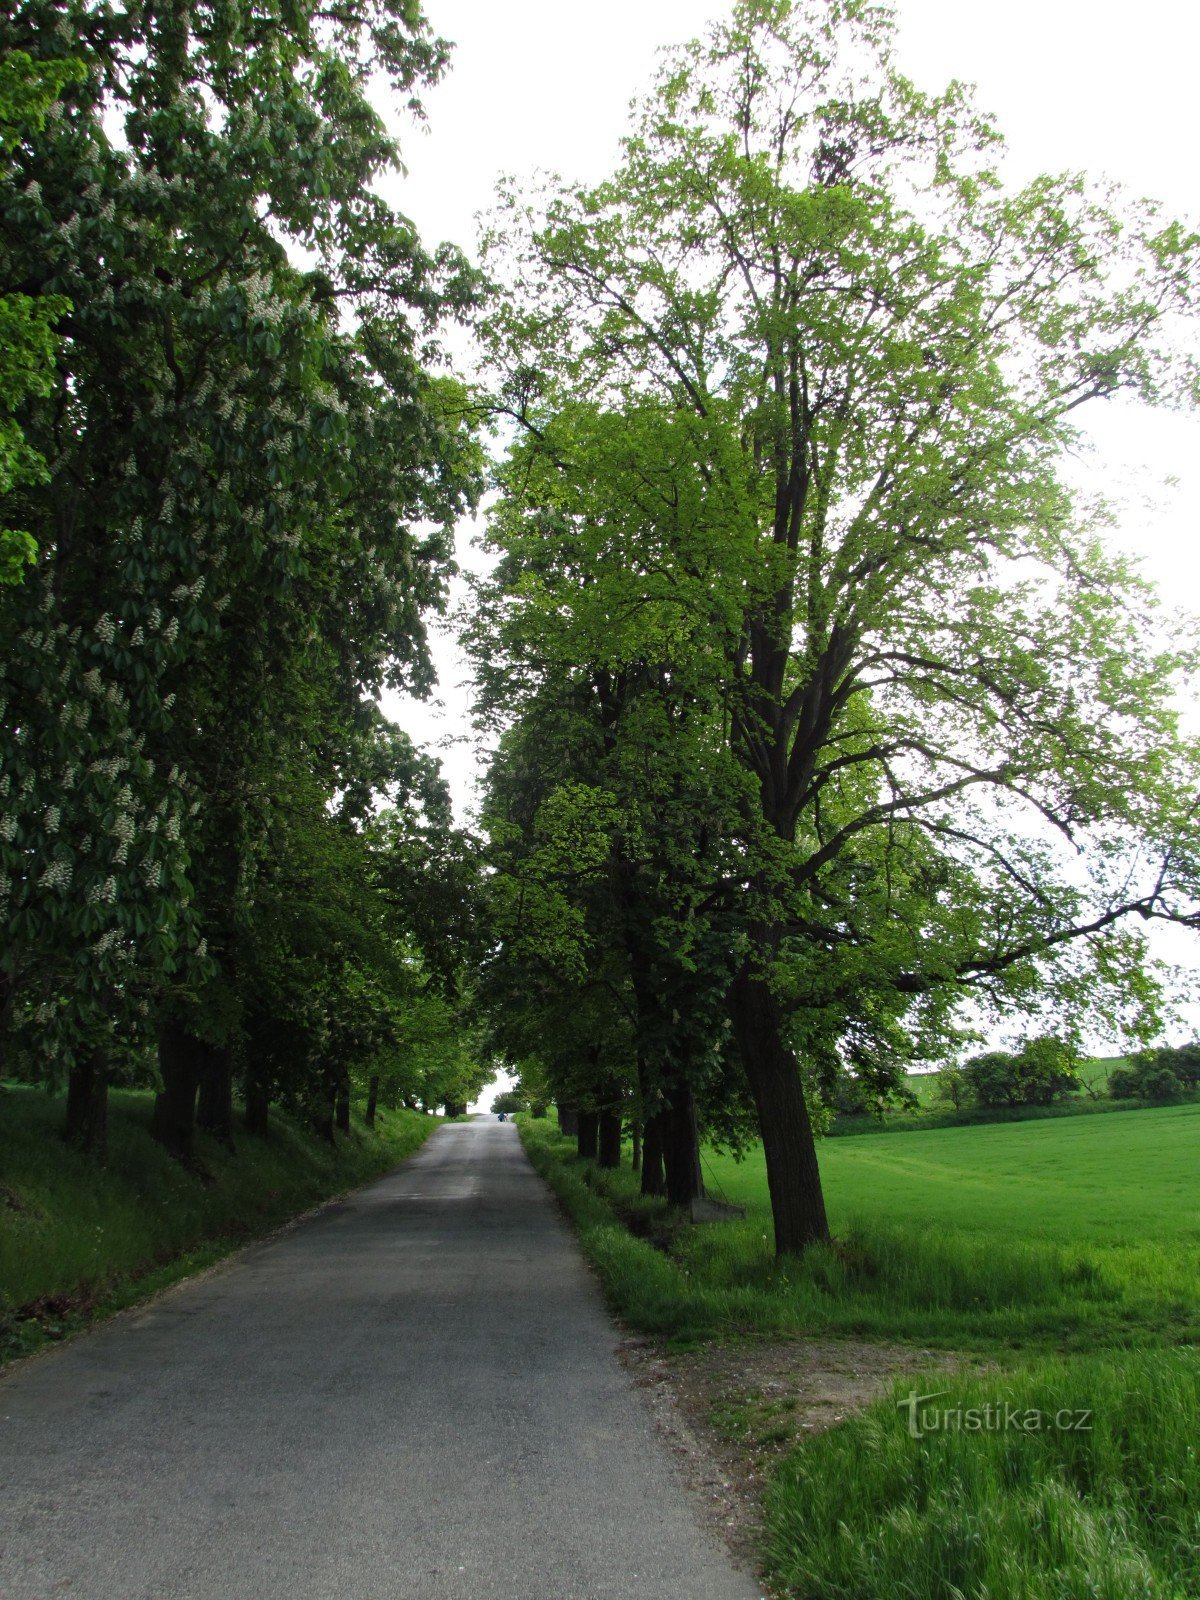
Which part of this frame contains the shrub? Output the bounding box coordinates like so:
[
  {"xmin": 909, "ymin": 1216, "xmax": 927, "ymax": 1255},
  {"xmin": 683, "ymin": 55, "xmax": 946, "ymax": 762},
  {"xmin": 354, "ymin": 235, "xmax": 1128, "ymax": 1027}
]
[
  {"xmin": 930, "ymin": 1064, "xmax": 969, "ymax": 1110},
  {"xmin": 963, "ymin": 1036, "xmax": 1081, "ymax": 1108},
  {"xmin": 1109, "ymin": 1045, "xmax": 1200, "ymax": 1102}
]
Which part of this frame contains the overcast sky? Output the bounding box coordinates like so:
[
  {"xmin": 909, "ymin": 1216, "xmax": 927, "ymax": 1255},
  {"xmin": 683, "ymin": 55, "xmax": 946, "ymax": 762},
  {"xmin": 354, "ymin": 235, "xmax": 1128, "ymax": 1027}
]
[{"xmin": 374, "ymin": 2, "xmax": 1200, "ymax": 1079}]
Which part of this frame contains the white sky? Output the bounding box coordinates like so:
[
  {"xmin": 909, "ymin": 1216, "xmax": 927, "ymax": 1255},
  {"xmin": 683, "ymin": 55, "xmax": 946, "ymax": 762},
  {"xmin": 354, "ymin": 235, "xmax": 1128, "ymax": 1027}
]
[{"xmin": 376, "ymin": 1, "xmax": 1200, "ymax": 1076}]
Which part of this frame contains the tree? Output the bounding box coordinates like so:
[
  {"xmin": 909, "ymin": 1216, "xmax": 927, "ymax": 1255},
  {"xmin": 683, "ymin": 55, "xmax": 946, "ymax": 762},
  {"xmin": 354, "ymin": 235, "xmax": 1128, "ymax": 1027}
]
[
  {"xmin": 1109, "ymin": 1043, "xmax": 1200, "ymax": 1102},
  {"xmin": 0, "ymin": 49, "xmax": 81, "ymax": 584},
  {"xmin": 0, "ymin": 0, "xmax": 481, "ymax": 1153},
  {"xmin": 962, "ymin": 1035, "xmax": 1081, "ymax": 1108},
  {"xmin": 479, "ymin": 0, "xmax": 1200, "ymax": 1253}
]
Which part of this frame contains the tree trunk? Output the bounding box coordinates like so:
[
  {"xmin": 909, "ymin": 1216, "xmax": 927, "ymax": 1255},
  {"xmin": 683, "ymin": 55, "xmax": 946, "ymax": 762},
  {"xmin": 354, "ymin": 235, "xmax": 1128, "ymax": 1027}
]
[
  {"xmin": 640, "ymin": 1111, "xmax": 665, "ymax": 1196},
  {"xmin": 630, "ymin": 1120, "xmax": 642, "ymax": 1174},
  {"xmin": 0, "ymin": 971, "xmax": 14, "ymax": 1078},
  {"xmin": 64, "ymin": 1049, "xmax": 108, "ymax": 1157},
  {"xmin": 730, "ymin": 968, "xmax": 830, "ymax": 1255},
  {"xmin": 661, "ymin": 1083, "xmax": 704, "ymax": 1207},
  {"xmin": 365, "ymin": 1073, "xmax": 379, "ymax": 1128},
  {"xmin": 597, "ymin": 1109, "xmax": 622, "ymax": 1169},
  {"xmin": 152, "ymin": 1022, "xmax": 203, "ymax": 1158},
  {"xmin": 335, "ymin": 1073, "xmax": 351, "ymax": 1135},
  {"xmin": 576, "ymin": 1109, "xmax": 598, "ymax": 1159},
  {"xmin": 312, "ymin": 1100, "xmax": 335, "ymax": 1143},
  {"xmin": 558, "ymin": 1105, "xmax": 579, "ymax": 1137},
  {"xmin": 244, "ymin": 1078, "xmax": 270, "ymax": 1137},
  {"xmin": 197, "ymin": 1043, "xmax": 234, "ymax": 1146}
]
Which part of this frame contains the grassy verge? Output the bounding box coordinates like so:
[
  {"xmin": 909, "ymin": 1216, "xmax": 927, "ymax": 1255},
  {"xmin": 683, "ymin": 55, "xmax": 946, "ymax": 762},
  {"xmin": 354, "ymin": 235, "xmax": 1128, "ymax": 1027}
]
[
  {"xmin": 520, "ymin": 1115, "xmax": 1200, "ymax": 1349},
  {"xmin": 519, "ymin": 1114, "xmax": 1200, "ymax": 1597},
  {"xmin": 0, "ymin": 1085, "xmax": 439, "ymax": 1363},
  {"xmin": 767, "ymin": 1349, "xmax": 1200, "ymax": 1599}
]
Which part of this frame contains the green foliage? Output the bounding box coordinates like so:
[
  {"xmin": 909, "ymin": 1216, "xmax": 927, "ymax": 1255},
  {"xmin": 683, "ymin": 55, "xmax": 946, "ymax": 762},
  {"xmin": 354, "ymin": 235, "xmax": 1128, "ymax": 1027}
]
[
  {"xmin": 0, "ymin": 0, "xmax": 484, "ymax": 1122},
  {"xmin": 929, "ymin": 1063, "xmax": 968, "ymax": 1111},
  {"xmin": 481, "ymin": 0, "xmax": 1200, "ymax": 1250},
  {"xmin": 0, "ymin": 49, "xmax": 82, "ymax": 583},
  {"xmin": 963, "ymin": 1035, "xmax": 1083, "ymax": 1107},
  {"xmin": 1109, "ymin": 1042, "xmax": 1200, "ymax": 1102}
]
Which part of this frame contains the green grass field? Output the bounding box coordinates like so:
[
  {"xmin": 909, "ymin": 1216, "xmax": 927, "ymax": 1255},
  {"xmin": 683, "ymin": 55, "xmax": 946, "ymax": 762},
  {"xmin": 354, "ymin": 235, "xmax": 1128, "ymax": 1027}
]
[
  {"xmin": 704, "ymin": 1101, "xmax": 1200, "ymax": 1247},
  {"xmin": 523, "ymin": 1105, "xmax": 1200, "ymax": 1347},
  {"xmin": 519, "ymin": 1105, "xmax": 1200, "ymax": 1598},
  {"xmin": 0, "ymin": 1085, "xmax": 439, "ymax": 1361}
]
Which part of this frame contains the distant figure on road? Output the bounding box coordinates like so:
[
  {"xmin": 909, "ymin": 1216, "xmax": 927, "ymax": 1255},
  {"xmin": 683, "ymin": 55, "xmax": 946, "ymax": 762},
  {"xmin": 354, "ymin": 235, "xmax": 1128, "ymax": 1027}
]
[{"xmin": 497, "ymin": 1112, "xmax": 507, "ymax": 1122}]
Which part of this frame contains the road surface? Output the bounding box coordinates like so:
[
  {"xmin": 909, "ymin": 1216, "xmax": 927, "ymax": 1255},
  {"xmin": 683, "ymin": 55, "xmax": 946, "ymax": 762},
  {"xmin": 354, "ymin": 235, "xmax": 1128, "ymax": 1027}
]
[{"xmin": 0, "ymin": 1118, "xmax": 761, "ymax": 1599}]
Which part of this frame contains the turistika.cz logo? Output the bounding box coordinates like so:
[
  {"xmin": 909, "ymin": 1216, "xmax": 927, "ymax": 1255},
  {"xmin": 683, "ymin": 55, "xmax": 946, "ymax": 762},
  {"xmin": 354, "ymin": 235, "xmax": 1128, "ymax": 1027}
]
[{"xmin": 897, "ymin": 1390, "xmax": 1093, "ymax": 1440}]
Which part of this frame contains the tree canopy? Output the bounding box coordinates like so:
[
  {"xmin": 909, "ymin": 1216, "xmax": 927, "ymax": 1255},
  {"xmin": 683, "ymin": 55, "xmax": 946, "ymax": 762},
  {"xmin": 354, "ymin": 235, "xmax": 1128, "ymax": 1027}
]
[
  {"xmin": 0, "ymin": 0, "xmax": 486, "ymax": 1151},
  {"xmin": 471, "ymin": 0, "xmax": 1200, "ymax": 1252}
]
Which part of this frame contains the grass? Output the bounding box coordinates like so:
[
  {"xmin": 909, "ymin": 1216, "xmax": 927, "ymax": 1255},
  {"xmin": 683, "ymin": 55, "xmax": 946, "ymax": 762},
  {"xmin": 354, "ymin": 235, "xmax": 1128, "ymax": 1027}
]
[
  {"xmin": 829, "ymin": 1056, "xmax": 1179, "ymax": 1135},
  {"xmin": 766, "ymin": 1349, "xmax": 1200, "ymax": 1600},
  {"xmin": 0, "ymin": 1084, "xmax": 439, "ymax": 1362},
  {"xmin": 519, "ymin": 1107, "xmax": 1200, "ymax": 1597},
  {"xmin": 707, "ymin": 1103, "xmax": 1200, "ymax": 1246},
  {"xmin": 521, "ymin": 1108, "xmax": 1200, "ymax": 1348}
]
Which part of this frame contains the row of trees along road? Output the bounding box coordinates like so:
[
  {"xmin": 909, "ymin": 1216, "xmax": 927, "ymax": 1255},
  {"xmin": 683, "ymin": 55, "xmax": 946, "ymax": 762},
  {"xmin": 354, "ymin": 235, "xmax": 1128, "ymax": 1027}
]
[
  {"xmin": 467, "ymin": 0, "xmax": 1200, "ymax": 1255},
  {"xmin": 0, "ymin": 0, "xmax": 492, "ymax": 1155}
]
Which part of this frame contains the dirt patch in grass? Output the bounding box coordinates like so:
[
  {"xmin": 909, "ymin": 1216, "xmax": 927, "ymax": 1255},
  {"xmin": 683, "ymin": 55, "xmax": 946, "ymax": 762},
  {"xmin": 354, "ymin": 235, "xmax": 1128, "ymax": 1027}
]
[{"xmin": 621, "ymin": 1334, "xmax": 975, "ymax": 1587}]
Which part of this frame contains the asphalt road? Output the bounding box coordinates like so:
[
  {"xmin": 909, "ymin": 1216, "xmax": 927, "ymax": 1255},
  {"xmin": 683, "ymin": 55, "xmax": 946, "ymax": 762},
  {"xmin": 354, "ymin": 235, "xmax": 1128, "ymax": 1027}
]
[{"xmin": 0, "ymin": 1118, "xmax": 762, "ymax": 1599}]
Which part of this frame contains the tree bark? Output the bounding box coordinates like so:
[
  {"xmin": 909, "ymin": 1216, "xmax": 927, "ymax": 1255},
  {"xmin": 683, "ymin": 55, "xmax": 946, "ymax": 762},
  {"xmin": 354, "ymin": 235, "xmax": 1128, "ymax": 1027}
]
[
  {"xmin": 244, "ymin": 1078, "xmax": 270, "ymax": 1137},
  {"xmin": 152, "ymin": 1022, "xmax": 203, "ymax": 1158},
  {"xmin": 365, "ymin": 1073, "xmax": 379, "ymax": 1128},
  {"xmin": 630, "ymin": 1120, "xmax": 642, "ymax": 1174},
  {"xmin": 576, "ymin": 1109, "xmax": 598, "ymax": 1159},
  {"xmin": 661, "ymin": 1081, "xmax": 704, "ymax": 1207},
  {"xmin": 334, "ymin": 1073, "xmax": 351, "ymax": 1135},
  {"xmin": 0, "ymin": 971, "xmax": 14, "ymax": 1078},
  {"xmin": 64, "ymin": 1049, "xmax": 108, "ymax": 1156},
  {"xmin": 730, "ymin": 967, "xmax": 829, "ymax": 1254},
  {"xmin": 558, "ymin": 1105, "xmax": 579, "ymax": 1137},
  {"xmin": 197, "ymin": 1043, "xmax": 234, "ymax": 1146},
  {"xmin": 597, "ymin": 1109, "xmax": 622, "ymax": 1169},
  {"xmin": 312, "ymin": 1099, "xmax": 335, "ymax": 1143},
  {"xmin": 640, "ymin": 1110, "xmax": 665, "ymax": 1196}
]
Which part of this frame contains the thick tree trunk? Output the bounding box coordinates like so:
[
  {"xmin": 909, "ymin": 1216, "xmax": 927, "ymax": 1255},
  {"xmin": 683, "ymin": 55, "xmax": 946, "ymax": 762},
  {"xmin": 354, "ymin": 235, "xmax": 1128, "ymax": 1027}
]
[
  {"xmin": 730, "ymin": 968, "xmax": 829, "ymax": 1255},
  {"xmin": 576, "ymin": 1110, "xmax": 598, "ymax": 1159},
  {"xmin": 630, "ymin": 1120, "xmax": 642, "ymax": 1174},
  {"xmin": 640, "ymin": 1110, "xmax": 665, "ymax": 1196},
  {"xmin": 365, "ymin": 1073, "xmax": 379, "ymax": 1129},
  {"xmin": 558, "ymin": 1105, "xmax": 579, "ymax": 1137},
  {"xmin": 244, "ymin": 1078, "xmax": 270, "ymax": 1138},
  {"xmin": 661, "ymin": 1083, "xmax": 704, "ymax": 1207},
  {"xmin": 0, "ymin": 972, "xmax": 14, "ymax": 1078},
  {"xmin": 597, "ymin": 1109, "xmax": 622, "ymax": 1169},
  {"xmin": 197, "ymin": 1043, "xmax": 234, "ymax": 1146},
  {"xmin": 64, "ymin": 1049, "xmax": 108, "ymax": 1156},
  {"xmin": 312, "ymin": 1099, "xmax": 335, "ymax": 1143},
  {"xmin": 152, "ymin": 1023, "xmax": 203, "ymax": 1158},
  {"xmin": 334, "ymin": 1073, "xmax": 351, "ymax": 1135}
]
